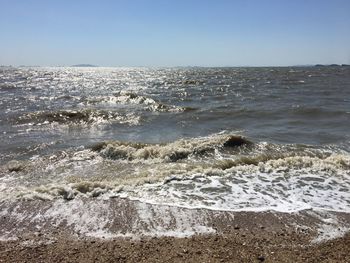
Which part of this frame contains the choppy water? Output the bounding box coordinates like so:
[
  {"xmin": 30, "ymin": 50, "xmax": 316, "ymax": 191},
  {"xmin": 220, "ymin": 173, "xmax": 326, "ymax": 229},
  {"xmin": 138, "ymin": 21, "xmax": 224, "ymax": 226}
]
[{"xmin": 0, "ymin": 66, "xmax": 349, "ymax": 212}]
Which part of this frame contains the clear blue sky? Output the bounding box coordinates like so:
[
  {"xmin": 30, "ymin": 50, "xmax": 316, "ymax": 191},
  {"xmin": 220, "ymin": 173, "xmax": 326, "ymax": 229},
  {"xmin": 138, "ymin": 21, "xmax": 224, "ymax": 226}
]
[{"xmin": 1, "ymin": 0, "xmax": 349, "ymax": 66}]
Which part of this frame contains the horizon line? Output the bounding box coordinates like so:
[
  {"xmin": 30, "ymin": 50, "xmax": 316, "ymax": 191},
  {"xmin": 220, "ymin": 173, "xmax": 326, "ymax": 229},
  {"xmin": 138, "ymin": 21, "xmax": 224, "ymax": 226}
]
[{"xmin": 2, "ymin": 63, "xmax": 349, "ymax": 68}]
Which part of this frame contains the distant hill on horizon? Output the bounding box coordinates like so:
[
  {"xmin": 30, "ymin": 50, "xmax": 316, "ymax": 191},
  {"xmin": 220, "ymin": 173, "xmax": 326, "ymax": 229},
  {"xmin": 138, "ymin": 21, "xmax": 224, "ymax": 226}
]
[
  {"xmin": 71, "ymin": 64, "xmax": 98, "ymax": 67},
  {"xmin": 315, "ymin": 64, "xmax": 350, "ymax": 67}
]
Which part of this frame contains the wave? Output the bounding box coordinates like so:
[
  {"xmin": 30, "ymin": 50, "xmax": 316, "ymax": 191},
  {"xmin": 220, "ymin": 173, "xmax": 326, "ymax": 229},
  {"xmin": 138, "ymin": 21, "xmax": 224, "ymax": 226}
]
[
  {"xmin": 85, "ymin": 91, "xmax": 196, "ymax": 112},
  {"xmin": 214, "ymin": 152, "xmax": 350, "ymax": 172},
  {"xmin": 0, "ymin": 84, "xmax": 21, "ymax": 91},
  {"xmin": 9, "ymin": 148, "xmax": 350, "ymax": 213},
  {"xmin": 91, "ymin": 134, "xmax": 252, "ymax": 162},
  {"xmin": 291, "ymin": 107, "xmax": 349, "ymax": 117},
  {"xmin": 14, "ymin": 109, "xmax": 140, "ymax": 126},
  {"xmin": 1, "ymin": 133, "xmax": 350, "ymax": 213}
]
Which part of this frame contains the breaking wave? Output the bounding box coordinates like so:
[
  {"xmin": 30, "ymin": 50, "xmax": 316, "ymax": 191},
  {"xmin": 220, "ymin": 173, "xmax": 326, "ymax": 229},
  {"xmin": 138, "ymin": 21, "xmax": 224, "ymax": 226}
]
[
  {"xmin": 1, "ymin": 133, "xmax": 349, "ymax": 212},
  {"xmin": 85, "ymin": 91, "xmax": 196, "ymax": 112},
  {"xmin": 91, "ymin": 134, "xmax": 252, "ymax": 162}
]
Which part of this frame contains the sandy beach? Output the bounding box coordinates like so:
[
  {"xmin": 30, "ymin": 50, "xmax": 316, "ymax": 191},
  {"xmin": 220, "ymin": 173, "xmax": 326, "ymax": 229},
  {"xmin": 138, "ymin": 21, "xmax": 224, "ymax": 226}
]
[{"xmin": 1, "ymin": 198, "xmax": 349, "ymax": 262}]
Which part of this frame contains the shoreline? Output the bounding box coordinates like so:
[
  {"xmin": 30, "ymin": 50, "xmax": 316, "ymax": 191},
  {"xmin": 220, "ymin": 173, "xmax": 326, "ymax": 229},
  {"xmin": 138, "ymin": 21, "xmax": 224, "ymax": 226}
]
[{"xmin": 1, "ymin": 198, "xmax": 350, "ymax": 262}]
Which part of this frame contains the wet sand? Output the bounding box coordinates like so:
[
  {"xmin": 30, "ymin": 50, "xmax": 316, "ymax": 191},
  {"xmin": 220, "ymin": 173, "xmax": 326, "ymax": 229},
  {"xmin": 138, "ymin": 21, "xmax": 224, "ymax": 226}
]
[
  {"xmin": 0, "ymin": 198, "xmax": 349, "ymax": 262},
  {"xmin": 1, "ymin": 232, "xmax": 350, "ymax": 262}
]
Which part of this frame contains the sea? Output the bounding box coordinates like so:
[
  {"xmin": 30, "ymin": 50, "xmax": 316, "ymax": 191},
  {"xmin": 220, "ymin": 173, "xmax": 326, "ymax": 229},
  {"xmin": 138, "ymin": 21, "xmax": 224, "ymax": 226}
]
[{"xmin": 0, "ymin": 66, "xmax": 349, "ymax": 213}]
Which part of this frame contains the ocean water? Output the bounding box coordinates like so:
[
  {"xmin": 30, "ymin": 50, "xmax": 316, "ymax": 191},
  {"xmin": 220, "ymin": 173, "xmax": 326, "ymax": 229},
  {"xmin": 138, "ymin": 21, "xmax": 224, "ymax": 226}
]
[{"xmin": 0, "ymin": 66, "xmax": 349, "ymax": 212}]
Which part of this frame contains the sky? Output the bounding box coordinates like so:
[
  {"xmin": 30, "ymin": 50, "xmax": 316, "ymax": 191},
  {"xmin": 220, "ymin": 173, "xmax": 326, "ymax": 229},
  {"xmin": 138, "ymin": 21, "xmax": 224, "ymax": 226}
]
[{"xmin": 0, "ymin": 0, "xmax": 349, "ymax": 67}]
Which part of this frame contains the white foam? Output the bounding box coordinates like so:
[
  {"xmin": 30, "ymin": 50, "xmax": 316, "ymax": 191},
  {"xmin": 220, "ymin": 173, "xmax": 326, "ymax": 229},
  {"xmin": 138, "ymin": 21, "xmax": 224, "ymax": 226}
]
[
  {"xmin": 39, "ymin": 199, "xmax": 118, "ymax": 238},
  {"xmin": 133, "ymin": 201, "xmax": 215, "ymax": 237},
  {"xmin": 313, "ymin": 224, "xmax": 348, "ymax": 243},
  {"xmin": 84, "ymin": 92, "xmax": 186, "ymax": 113},
  {"xmin": 0, "ymin": 234, "xmax": 18, "ymax": 242},
  {"xmin": 112, "ymin": 154, "xmax": 350, "ymax": 213},
  {"xmin": 0, "ymin": 199, "xmax": 216, "ymax": 239},
  {"xmin": 310, "ymin": 211, "xmax": 350, "ymax": 243}
]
